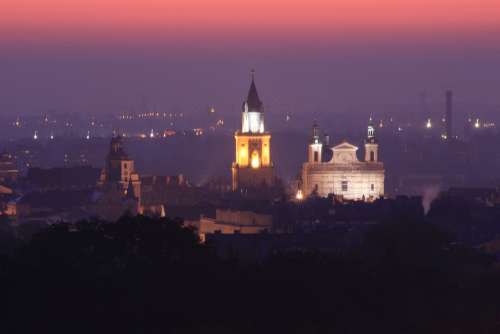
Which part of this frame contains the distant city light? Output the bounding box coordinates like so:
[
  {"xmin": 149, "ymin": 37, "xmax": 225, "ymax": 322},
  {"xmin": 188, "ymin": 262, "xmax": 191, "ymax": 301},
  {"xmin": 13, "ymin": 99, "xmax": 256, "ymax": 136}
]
[
  {"xmin": 86, "ymin": 131, "xmax": 91, "ymax": 140},
  {"xmin": 426, "ymin": 118, "xmax": 432, "ymax": 129},
  {"xmin": 474, "ymin": 119, "xmax": 481, "ymax": 129},
  {"xmin": 483, "ymin": 122, "xmax": 495, "ymax": 128},
  {"xmin": 150, "ymin": 129, "xmax": 155, "ymax": 138},
  {"xmin": 163, "ymin": 130, "xmax": 176, "ymax": 137},
  {"xmin": 33, "ymin": 131, "xmax": 38, "ymax": 140}
]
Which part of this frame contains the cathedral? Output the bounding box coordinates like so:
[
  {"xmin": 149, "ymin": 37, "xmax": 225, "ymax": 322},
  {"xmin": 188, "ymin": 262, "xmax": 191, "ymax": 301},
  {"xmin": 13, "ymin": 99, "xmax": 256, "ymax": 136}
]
[
  {"xmin": 232, "ymin": 72, "xmax": 274, "ymax": 190},
  {"xmin": 300, "ymin": 119, "xmax": 385, "ymax": 201}
]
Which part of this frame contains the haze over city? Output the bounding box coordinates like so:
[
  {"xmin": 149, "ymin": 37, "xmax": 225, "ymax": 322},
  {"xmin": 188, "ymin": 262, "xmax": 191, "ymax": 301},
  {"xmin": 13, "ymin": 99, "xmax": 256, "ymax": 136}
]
[
  {"xmin": 2, "ymin": 0, "xmax": 500, "ymax": 117},
  {"xmin": 2, "ymin": 1, "xmax": 500, "ymax": 333}
]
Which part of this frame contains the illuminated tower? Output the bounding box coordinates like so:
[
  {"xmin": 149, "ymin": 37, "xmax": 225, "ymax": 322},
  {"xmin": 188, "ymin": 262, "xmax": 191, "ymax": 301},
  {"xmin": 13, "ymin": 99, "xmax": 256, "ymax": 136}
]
[
  {"xmin": 232, "ymin": 71, "xmax": 274, "ymax": 191},
  {"xmin": 308, "ymin": 123, "xmax": 322, "ymax": 163},
  {"xmin": 364, "ymin": 116, "xmax": 379, "ymax": 162}
]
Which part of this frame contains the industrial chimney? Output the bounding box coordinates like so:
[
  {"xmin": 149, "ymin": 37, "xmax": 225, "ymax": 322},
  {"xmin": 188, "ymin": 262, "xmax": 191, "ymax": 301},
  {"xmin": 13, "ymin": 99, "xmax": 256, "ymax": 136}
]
[{"xmin": 445, "ymin": 90, "xmax": 453, "ymax": 140}]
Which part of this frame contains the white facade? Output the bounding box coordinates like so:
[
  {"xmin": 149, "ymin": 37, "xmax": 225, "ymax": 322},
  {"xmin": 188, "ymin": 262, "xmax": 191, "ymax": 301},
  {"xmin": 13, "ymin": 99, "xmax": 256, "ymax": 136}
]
[{"xmin": 301, "ymin": 141, "xmax": 385, "ymax": 201}]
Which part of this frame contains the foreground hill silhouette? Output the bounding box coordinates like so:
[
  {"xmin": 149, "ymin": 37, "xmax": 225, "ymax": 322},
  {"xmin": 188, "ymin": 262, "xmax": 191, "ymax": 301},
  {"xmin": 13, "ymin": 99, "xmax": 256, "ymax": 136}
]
[{"xmin": 1, "ymin": 215, "xmax": 500, "ymax": 333}]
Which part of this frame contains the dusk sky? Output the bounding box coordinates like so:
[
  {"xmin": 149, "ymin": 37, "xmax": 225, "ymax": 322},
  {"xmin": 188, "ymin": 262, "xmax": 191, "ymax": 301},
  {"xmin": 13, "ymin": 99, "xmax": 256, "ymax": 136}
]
[{"xmin": 2, "ymin": 0, "xmax": 500, "ymax": 117}]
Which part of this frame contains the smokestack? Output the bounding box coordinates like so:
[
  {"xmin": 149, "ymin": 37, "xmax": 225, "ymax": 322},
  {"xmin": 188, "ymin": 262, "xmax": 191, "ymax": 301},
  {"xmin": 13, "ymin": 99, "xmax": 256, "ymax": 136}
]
[{"xmin": 446, "ymin": 90, "xmax": 453, "ymax": 140}]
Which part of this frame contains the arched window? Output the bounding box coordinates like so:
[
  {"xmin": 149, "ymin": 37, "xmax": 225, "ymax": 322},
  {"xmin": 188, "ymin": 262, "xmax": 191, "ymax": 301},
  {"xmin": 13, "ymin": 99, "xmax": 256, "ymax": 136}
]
[
  {"xmin": 370, "ymin": 151, "xmax": 375, "ymax": 162},
  {"xmin": 314, "ymin": 151, "xmax": 319, "ymax": 162},
  {"xmin": 251, "ymin": 151, "xmax": 260, "ymax": 169}
]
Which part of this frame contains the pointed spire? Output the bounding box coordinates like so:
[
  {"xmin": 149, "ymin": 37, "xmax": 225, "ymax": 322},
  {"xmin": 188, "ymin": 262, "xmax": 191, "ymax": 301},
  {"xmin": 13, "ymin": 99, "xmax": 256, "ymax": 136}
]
[{"xmin": 244, "ymin": 69, "xmax": 263, "ymax": 113}]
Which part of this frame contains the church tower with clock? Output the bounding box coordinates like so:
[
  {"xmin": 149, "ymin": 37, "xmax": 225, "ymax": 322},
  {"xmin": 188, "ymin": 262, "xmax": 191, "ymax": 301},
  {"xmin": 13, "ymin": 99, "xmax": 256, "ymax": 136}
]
[{"xmin": 232, "ymin": 71, "xmax": 274, "ymax": 191}]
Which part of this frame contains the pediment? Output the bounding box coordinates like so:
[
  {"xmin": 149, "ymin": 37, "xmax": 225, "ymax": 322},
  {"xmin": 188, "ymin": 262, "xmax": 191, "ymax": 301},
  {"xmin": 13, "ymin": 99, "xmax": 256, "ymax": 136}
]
[
  {"xmin": 328, "ymin": 141, "xmax": 359, "ymax": 163},
  {"xmin": 332, "ymin": 141, "xmax": 358, "ymax": 152}
]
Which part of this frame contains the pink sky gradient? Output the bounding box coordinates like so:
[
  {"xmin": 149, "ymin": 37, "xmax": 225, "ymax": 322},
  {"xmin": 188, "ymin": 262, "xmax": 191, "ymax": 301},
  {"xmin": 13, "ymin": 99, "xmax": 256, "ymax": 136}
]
[{"xmin": 2, "ymin": 0, "xmax": 500, "ymax": 46}]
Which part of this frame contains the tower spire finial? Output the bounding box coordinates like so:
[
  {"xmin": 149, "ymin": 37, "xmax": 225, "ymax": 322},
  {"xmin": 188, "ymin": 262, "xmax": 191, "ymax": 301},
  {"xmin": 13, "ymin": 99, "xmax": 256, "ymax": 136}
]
[{"xmin": 251, "ymin": 68, "xmax": 255, "ymax": 82}]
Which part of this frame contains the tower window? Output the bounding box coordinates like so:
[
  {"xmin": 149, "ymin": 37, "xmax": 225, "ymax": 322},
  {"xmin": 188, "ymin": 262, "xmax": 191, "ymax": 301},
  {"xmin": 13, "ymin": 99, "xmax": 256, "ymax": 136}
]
[
  {"xmin": 371, "ymin": 184, "xmax": 374, "ymax": 191},
  {"xmin": 251, "ymin": 151, "xmax": 260, "ymax": 169},
  {"xmin": 341, "ymin": 181, "xmax": 348, "ymax": 192},
  {"xmin": 314, "ymin": 151, "xmax": 319, "ymax": 162},
  {"xmin": 370, "ymin": 151, "xmax": 375, "ymax": 162},
  {"xmin": 124, "ymin": 163, "xmax": 128, "ymax": 169}
]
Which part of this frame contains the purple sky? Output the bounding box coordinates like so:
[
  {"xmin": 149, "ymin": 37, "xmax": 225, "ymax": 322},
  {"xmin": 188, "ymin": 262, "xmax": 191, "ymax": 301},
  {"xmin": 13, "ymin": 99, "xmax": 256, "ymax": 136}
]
[{"xmin": 1, "ymin": 37, "xmax": 500, "ymax": 119}]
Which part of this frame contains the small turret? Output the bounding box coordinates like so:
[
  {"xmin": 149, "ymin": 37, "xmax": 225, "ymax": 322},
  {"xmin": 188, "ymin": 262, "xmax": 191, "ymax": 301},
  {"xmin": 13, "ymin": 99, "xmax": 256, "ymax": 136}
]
[
  {"xmin": 366, "ymin": 115, "xmax": 376, "ymax": 143},
  {"xmin": 308, "ymin": 122, "xmax": 322, "ymax": 163},
  {"xmin": 365, "ymin": 115, "xmax": 379, "ymax": 162}
]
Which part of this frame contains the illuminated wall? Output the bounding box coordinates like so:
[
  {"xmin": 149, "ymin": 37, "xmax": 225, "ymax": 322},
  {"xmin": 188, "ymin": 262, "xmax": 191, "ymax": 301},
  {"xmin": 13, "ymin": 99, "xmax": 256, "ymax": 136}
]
[
  {"xmin": 232, "ymin": 133, "xmax": 273, "ymax": 190},
  {"xmin": 302, "ymin": 141, "xmax": 384, "ymax": 201},
  {"xmin": 234, "ymin": 134, "xmax": 271, "ymax": 168}
]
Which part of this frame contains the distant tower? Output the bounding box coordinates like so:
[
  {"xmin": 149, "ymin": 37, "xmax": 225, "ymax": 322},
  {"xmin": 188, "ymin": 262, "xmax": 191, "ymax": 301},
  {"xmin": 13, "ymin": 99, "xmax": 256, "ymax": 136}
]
[
  {"xmin": 94, "ymin": 136, "xmax": 142, "ymax": 220},
  {"xmin": 232, "ymin": 70, "xmax": 274, "ymax": 191},
  {"xmin": 364, "ymin": 116, "xmax": 379, "ymax": 162},
  {"xmin": 308, "ymin": 123, "xmax": 323, "ymax": 163},
  {"xmin": 98, "ymin": 136, "xmax": 141, "ymax": 201},
  {"xmin": 445, "ymin": 90, "xmax": 453, "ymax": 140}
]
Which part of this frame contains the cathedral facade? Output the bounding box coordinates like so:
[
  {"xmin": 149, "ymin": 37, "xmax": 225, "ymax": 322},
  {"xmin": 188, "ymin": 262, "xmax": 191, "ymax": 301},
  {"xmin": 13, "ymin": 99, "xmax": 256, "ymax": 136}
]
[
  {"xmin": 301, "ymin": 120, "xmax": 384, "ymax": 201},
  {"xmin": 232, "ymin": 72, "xmax": 274, "ymax": 190}
]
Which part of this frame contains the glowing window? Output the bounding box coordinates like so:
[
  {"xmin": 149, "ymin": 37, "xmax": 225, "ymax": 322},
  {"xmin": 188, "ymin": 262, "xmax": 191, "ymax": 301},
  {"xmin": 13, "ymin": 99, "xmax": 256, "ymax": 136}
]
[
  {"xmin": 251, "ymin": 151, "xmax": 260, "ymax": 169},
  {"xmin": 239, "ymin": 148, "xmax": 247, "ymax": 159}
]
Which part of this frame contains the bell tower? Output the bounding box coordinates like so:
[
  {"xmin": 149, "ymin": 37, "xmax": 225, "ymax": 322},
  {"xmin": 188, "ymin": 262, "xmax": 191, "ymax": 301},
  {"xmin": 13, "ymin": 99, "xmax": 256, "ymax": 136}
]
[
  {"xmin": 364, "ymin": 116, "xmax": 379, "ymax": 162},
  {"xmin": 308, "ymin": 122, "xmax": 322, "ymax": 163},
  {"xmin": 232, "ymin": 71, "xmax": 274, "ymax": 191},
  {"xmin": 98, "ymin": 136, "xmax": 141, "ymax": 201}
]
